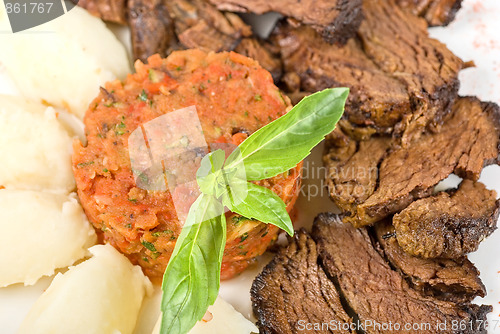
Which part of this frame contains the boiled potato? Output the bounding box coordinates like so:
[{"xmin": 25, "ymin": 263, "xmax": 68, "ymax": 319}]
[
  {"xmin": 0, "ymin": 95, "xmax": 76, "ymax": 192},
  {"xmin": 18, "ymin": 244, "xmax": 152, "ymax": 334},
  {"xmin": 0, "ymin": 190, "xmax": 96, "ymax": 287},
  {"xmin": 152, "ymin": 297, "xmax": 259, "ymax": 334},
  {"xmin": 0, "ymin": 6, "xmax": 130, "ymax": 119}
]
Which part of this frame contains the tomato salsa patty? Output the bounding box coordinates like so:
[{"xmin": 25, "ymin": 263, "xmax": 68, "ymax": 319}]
[{"xmin": 73, "ymin": 50, "xmax": 301, "ymax": 280}]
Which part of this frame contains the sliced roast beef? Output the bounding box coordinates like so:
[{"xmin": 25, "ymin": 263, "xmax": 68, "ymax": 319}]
[
  {"xmin": 393, "ymin": 180, "xmax": 500, "ymax": 259},
  {"xmin": 323, "ymin": 128, "xmax": 392, "ymax": 217},
  {"xmin": 208, "ymin": 0, "xmax": 363, "ymax": 45},
  {"xmin": 75, "ymin": 0, "xmax": 127, "ymax": 24},
  {"xmin": 128, "ymin": 0, "xmax": 178, "ymax": 62},
  {"xmin": 274, "ymin": 0, "xmax": 464, "ymax": 142},
  {"xmin": 166, "ymin": 0, "xmax": 252, "ymax": 51},
  {"xmin": 325, "ymin": 97, "xmax": 500, "ymax": 227},
  {"xmin": 251, "ymin": 230, "xmax": 353, "ymax": 334},
  {"xmin": 234, "ymin": 38, "xmax": 282, "ymax": 82},
  {"xmin": 374, "ymin": 220, "xmax": 486, "ymax": 304},
  {"xmin": 312, "ymin": 213, "xmax": 491, "ymax": 334},
  {"xmin": 396, "ymin": 0, "xmax": 463, "ymax": 26}
]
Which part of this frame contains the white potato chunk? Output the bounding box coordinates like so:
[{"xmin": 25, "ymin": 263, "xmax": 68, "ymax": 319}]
[
  {"xmin": 18, "ymin": 244, "xmax": 152, "ymax": 334},
  {"xmin": 0, "ymin": 190, "xmax": 96, "ymax": 287},
  {"xmin": 0, "ymin": 95, "xmax": 76, "ymax": 192},
  {"xmin": 152, "ymin": 297, "xmax": 259, "ymax": 334},
  {"xmin": 0, "ymin": 6, "xmax": 131, "ymax": 119}
]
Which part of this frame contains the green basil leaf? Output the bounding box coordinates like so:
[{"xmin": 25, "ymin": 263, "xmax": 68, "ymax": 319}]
[
  {"xmin": 160, "ymin": 194, "xmax": 226, "ymax": 334},
  {"xmin": 196, "ymin": 150, "xmax": 226, "ymax": 196},
  {"xmin": 222, "ymin": 182, "xmax": 293, "ymax": 236},
  {"xmin": 225, "ymin": 88, "xmax": 348, "ymax": 180}
]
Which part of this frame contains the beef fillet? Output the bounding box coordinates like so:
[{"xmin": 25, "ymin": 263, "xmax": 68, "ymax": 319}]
[
  {"xmin": 325, "ymin": 97, "xmax": 500, "ymax": 227},
  {"xmin": 75, "ymin": 0, "xmax": 127, "ymax": 24},
  {"xmin": 396, "ymin": 0, "xmax": 463, "ymax": 26},
  {"xmin": 208, "ymin": 0, "xmax": 363, "ymax": 45},
  {"xmin": 312, "ymin": 213, "xmax": 491, "ymax": 334},
  {"xmin": 252, "ymin": 214, "xmax": 492, "ymax": 334},
  {"xmin": 374, "ymin": 220, "xmax": 486, "ymax": 304},
  {"xmin": 274, "ymin": 0, "xmax": 464, "ymax": 142},
  {"xmin": 393, "ymin": 180, "xmax": 500, "ymax": 259},
  {"xmin": 128, "ymin": 0, "xmax": 177, "ymax": 63},
  {"xmin": 251, "ymin": 230, "xmax": 353, "ymax": 334}
]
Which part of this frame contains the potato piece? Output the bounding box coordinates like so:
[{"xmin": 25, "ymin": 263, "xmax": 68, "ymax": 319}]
[
  {"xmin": 18, "ymin": 244, "xmax": 152, "ymax": 334},
  {"xmin": 0, "ymin": 6, "xmax": 131, "ymax": 119},
  {"xmin": 152, "ymin": 297, "xmax": 258, "ymax": 334},
  {"xmin": 0, "ymin": 96, "xmax": 76, "ymax": 192},
  {"xmin": 0, "ymin": 190, "xmax": 96, "ymax": 287}
]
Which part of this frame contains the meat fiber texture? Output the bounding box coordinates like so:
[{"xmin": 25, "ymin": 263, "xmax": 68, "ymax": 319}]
[
  {"xmin": 374, "ymin": 220, "xmax": 486, "ymax": 304},
  {"xmin": 0, "ymin": 6, "xmax": 130, "ymax": 119},
  {"xmin": 325, "ymin": 97, "xmax": 500, "ymax": 227},
  {"xmin": 312, "ymin": 213, "xmax": 491, "ymax": 334},
  {"xmin": 18, "ymin": 244, "xmax": 152, "ymax": 334},
  {"xmin": 0, "ymin": 190, "xmax": 96, "ymax": 287},
  {"xmin": 208, "ymin": 0, "xmax": 363, "ymax": 45},
  {"xmin": 274, "ymin": 0, "xmax": 464, "ymax": 143},
  {"xmin": 251, "ymin": 230, "xmax": 354, "ymax": 334},
  {"xmin": 251, "ymin": 213, "xmax": 491, "ymax": 334},
  {"xmin": 396, "ymin": 0, "xmax": 463, "ymax": 26},
  {"xmin": 393, "ymin": 180, "xmax": 500, "ymax": 259}
]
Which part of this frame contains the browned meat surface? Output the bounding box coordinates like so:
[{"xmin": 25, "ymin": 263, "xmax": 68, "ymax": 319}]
[
  {"xmin": 323, "ymin": 128, "xmax": 391, "ymax": 215},
  {"xmin": 166, "ymin": 0, "xmax": 252, "ymax": 51},
  {"xmin": 251, "ymin": 230, "xmax": 353, "ymax": 334},
  {"xmin": 393, "ymin": 180, "xmax": 500, "ymax": 259},
  {"xmin": 325, "ymin": 97, "xmax": 500, "ymax": 227},
  {"xmin": 235, "ymin": 38, "xmax": 282, "ymax": 83},
  {"xmin": 128, "ymin": 0, "xmax": 177, "ymax": 63},
  {"xmin": 208, "ymin": 0, "xmax": 363, "ymax": 45},
  {"xmin": 274, "ymin": 0, "xmax": 464, "ymax": 142},
  {"xmin": 75, "ymin": 0, "xmax": 127, "ymax": 24},
  {"xmin": 76, "ymin": 0, "xmax": 283, "ymax": 80},
  {"xmin": 374, "ymin": 220, "xmax": 486, "ymax": 304},
  {"xmin": 397, "ymin": 0, "xmax": 463, "ymax": 26},
  {"xmin": 312, "ymin": 213, "xmax": 491, "ymax": 334}
]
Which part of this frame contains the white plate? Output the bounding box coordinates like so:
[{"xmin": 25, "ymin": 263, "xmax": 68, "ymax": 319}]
[{"xmin": 1, "ymin": 0, "xmax": 500, "ymax": 333}]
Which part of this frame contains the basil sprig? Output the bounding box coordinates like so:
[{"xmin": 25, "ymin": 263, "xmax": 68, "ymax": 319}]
[{"xmin": 160, "ymin": 87, "xmax": 349, "ymax": 334}]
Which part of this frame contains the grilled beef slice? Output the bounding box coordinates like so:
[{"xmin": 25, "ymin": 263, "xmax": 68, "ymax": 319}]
[
  {"xmin": 324, "ymin": 97, "xmax": 500, "ymax": 227},
  {"xmin": 274, "ymin": 0, "xmax": 464, "ymax": 142},
  {"xmin": 128, "ymin": 0, "xmax": 177, "ymax": 62},
  {"xmin": 251, "ymin": 230, "xmax": 353, "ymax": 334},
  {"xmin": 166, "ymin": 0, "xmax": 282, "ymax": 79},
  {"xmin": 208, "ymin": 0, "xmax": 363, "ymax": 45},
  {"xmin": 76, "ymin": 0, "xmax": 283, "ymax": 79},
  {"xmin": 374, "ymin": 220, "xmax": 486, "ymax": 304},
  {"xmin": 396, "ymin": 0, "xmax": 463, "ymax": 26},
  {"xmin": 312, "ymin": 213, "xmax": 491, "ymax": 334},
  {"xmin": 75, "ymin": 0, "xmax": 127, "ymax": 24},
  {"xmin": 393, "ymin": 180, "xmax": 500, "ymax": 259}
]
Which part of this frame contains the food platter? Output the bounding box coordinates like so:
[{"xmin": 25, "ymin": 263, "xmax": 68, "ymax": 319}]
[{"xmin": 0, "ymin": 0, "xmax": 499, "ymax": 333}]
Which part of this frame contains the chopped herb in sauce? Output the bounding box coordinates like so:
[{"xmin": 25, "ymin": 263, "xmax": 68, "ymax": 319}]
[
  {"xmin": 148, "ymin": 69, "xmax": 161, "ymax": 83},
  {"xmin": 138, "ymin": 89, "xmax": 148, "ymax": 102},
  {"xmin": 240, "ymin": 232, "xmax": 249, "ymax": 242},
  {"xmin": 142, "ymin": 240, "xmax": 157, "ymax": 252},
  {"xmin": 77, "ymin": 161, "xmax": 94, "ymax": 168}
]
